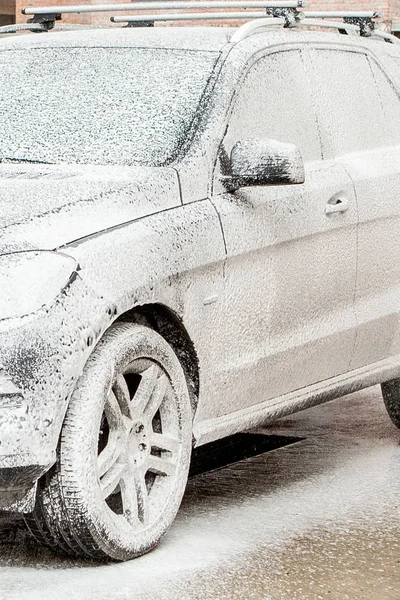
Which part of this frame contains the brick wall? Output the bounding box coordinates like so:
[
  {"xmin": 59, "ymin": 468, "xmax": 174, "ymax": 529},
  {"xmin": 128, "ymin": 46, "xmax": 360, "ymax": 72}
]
[
  {"xmin": 10, "ymin": 0, "xmax": 400, "ymax": 28},
  {"xmin": 309, "ymin": 1, "xmax": 390, "ymax": 21},
  {"xmin": 0, "ymin": 0, "xmax": 16, "ymax": 25},
  {"xmin": 390, "ymin": 0, "xmax": 400, "ymax": 21}
]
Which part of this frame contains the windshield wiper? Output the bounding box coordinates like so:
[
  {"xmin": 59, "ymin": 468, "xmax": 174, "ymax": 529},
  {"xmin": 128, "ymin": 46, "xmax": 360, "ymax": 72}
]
[{"xmin": 0, "ymin": 157, "xmax": 54, "ymax": 165}]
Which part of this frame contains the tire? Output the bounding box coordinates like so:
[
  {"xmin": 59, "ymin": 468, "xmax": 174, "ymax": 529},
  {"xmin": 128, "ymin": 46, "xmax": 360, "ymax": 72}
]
[
  {"xmin": 25, "ymin": 323, "xmax": 193, "ymax": 561},
  {"xmin": 381, "ymin": 378, "xmax": 400, "ymax": 429},
  {"xmin": 24, "ymin": 471, "xmax": 78, "ymax": 556}
]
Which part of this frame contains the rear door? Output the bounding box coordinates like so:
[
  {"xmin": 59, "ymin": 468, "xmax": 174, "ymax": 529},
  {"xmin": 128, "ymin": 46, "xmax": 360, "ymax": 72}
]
[
  {"xmin": 207, "ymin": 47, "xmax": 358, "ymax": 421},
  {"xmin": 308, "ymin": 46, "xmax": 400, "ymax": 370}
]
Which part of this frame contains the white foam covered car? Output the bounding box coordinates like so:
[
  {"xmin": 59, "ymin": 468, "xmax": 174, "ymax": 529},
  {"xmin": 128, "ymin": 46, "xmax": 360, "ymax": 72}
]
[{"xmin": 1, "ymin": 12, "xmax": 400, "ymax": 561}]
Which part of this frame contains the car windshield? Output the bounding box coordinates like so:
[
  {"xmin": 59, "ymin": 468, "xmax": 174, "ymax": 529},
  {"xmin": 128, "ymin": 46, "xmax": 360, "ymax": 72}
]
[{"xmin": 0, "ymin": 46, "xmax": 217, "ymax": 166}]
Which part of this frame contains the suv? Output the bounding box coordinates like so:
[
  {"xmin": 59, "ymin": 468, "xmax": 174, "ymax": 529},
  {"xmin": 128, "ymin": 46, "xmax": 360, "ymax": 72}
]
[{"xmin": 1, "ymin": 5, "xmax": 400, "ymax": 561}]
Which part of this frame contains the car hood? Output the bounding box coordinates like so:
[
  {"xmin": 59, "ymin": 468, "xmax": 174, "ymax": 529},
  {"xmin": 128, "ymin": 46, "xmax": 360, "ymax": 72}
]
[{"xmin": 0, "ymin": 163, "xmax": 181, "ymax": 254}]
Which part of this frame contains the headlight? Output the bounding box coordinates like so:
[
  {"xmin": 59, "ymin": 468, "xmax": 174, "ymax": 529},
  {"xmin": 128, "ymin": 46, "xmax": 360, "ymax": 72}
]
[{"xmin": 0, "ymin": 251, "xmax": 78, "ymax": 320}]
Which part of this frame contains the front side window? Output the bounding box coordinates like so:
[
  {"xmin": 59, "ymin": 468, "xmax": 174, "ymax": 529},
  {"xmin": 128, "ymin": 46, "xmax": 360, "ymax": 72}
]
[
  {"xmin": 223, "ymin": 49, "xmax": 322, "ymax": 163},
  {"xmin": 0, "ymin": 47, "xmax": 218, "ymax": 167}
]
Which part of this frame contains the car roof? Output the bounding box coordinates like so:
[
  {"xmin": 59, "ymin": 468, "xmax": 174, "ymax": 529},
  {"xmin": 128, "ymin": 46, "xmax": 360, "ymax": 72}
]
[
  {"xmin": 1, "ymin": 25, "xmax": 399, "ymax": 60},
  {"xmin": 0, "ymin": 26, "xmax": 233, "ymax": 52}
]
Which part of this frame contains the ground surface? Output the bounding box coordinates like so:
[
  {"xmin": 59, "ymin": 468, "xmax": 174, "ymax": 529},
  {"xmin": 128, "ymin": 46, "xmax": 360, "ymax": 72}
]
[{"xmin": 0, "ymin": 386, "xmax": 399, "ymax": 600}]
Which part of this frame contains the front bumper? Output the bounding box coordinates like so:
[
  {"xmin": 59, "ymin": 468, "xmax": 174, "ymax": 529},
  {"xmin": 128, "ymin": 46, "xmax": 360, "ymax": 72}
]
[
  {"xmin": 0, "ymin": 275, "xmax": 108, "ymax": 512},
  {"xmin": 0, "ymin": 373, "xmax": 54, "ymax": 512}
]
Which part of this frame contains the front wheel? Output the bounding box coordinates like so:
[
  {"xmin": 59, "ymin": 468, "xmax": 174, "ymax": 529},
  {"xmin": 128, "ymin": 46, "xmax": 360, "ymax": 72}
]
[
  {"xmin": 26, "ymin": 323, "xmax": 193, "ymax": 561},
  {"xmin": 381, "ymin": 378, "xmax": 400, "ymax": 429}
]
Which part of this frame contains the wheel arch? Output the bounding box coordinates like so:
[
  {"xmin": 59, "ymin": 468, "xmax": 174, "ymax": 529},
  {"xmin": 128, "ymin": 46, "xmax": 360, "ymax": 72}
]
[{"xmin": 116, "ymin": 303, "xmax": 200, "ymax": 416}]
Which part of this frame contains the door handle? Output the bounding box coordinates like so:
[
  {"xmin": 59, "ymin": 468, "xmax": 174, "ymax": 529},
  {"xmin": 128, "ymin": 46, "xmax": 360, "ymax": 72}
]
[{"xmin": 325, "ymin": 197, "xmax": 349, "ymax": 215}]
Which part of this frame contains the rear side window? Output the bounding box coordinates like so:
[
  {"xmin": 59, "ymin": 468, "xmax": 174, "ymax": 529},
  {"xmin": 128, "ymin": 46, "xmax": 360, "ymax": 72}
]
[
  {"xmin": 223, "ymin": 49, "xmax": 322, "ymax": 162},
  {"xmin": 308, "ymin": 49, "xmax": 390, "ymax": 157}
]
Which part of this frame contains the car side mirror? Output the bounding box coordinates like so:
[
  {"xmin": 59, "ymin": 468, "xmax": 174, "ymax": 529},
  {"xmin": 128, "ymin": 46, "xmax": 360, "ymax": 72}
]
[{"xmin": 228, "ymin": 138, "xmax": 305, "ymax": 190}]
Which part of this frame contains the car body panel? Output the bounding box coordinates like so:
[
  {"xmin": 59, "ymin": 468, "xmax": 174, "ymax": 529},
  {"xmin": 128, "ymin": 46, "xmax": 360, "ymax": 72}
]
[
  {"xmin": 0, "ymin": 198, "xmax": 226, "ymax": 466},
  {"xmin": 210, "ymin": 161, "xmax": 358, "ymax": 419},
  {"xmin": 199, "ymin": 43, "xmax": 358, "ymax": 419},
  {"xmin": 0, "ymin": 26, "xmax": 231, "ymax": 52},
  {"xmin": 64, "ymin": 200, "xmax": 227, "ymax": 425},
  {"xmin": 0, "ymin": 164, "xmax": 181, "ymax": 253},
  {"xmin": 345, "ymin": 147, "xmax": 400, "ymax": 368},
  {"xmin": 306, "ymin": 44, "xmax": 400, "ymax": 371}
]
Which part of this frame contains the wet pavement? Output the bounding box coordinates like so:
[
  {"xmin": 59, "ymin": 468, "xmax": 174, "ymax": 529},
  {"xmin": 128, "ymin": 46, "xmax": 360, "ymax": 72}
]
[{"xmin": 1, "ymin": 385, "xmax": 399, "ymax": 600}]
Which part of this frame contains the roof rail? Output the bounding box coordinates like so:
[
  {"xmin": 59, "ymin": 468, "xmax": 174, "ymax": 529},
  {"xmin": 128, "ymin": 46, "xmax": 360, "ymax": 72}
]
[
  {"xmin": 0, "ymin": 22, "xmax": 110, "ymax": 35},
  {"xmin": 112, "ymin": 7, "xmax": 394, "ymax": 43},
  {"xmin": 5, "ymin": 2, "xmax": 397, "ymax": 45},
  {"xmin": 111, "ymin": 13, "xmax": 285, "ymax": 24},
  {"xmin": 0, "ymin": 22, "xmax": 47, "ymax": 34},
  {"xmin": 231, "ymin": 10, "xmax": 399, "ymax": 43},
  {"xmin": 305, "ymin": 11, "xmax": 380, "ymax": 19},
  {"xmin": 19, "ymin": 1, "xmax": 304, "ymax": 29},
  {"xmin": 22, "ymin": 0, "xmax": 303, "ymax": 13},
  {"xmin": 229, "ymin": 15, "xmax": 349, "ymax": 41}
]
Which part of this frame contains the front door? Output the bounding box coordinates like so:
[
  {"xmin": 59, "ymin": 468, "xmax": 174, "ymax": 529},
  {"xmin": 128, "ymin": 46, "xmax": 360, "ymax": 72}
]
[{"xmin": 208, "ymin": 48, "xmax": 358, "ymax": 420}]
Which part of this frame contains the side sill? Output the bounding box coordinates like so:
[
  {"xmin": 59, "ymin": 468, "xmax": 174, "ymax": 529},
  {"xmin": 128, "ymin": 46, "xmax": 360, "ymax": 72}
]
[{"xmin": 193, "ymin": 354, "xmax": 400, "ymax": 447}]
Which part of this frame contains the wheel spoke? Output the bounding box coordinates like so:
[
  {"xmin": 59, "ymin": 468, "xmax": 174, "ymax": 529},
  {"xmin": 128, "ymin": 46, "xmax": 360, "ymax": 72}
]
[
  {"xmin": 133, "ymin": 364, "xmax": 160, "ymax": 414},
  {"xmin": 135, "ymin": 469, "xmax": 149, "ymax": 525},
  {"xmin": 113, "ymin": 374, "xmax": 132, "ymax": 416},
  {"xmin": 98, "ymin": 428, "xmax": 126, "ymax": 478},
  {"xmin": 120, "ymin": 468, "xmax": 149, "ymax": 526},
  {"xmin": 150, "ymin": 432, "xmax": 180, "ymax": 456},
  {"xmin": 104, "ymin": 390, "xmax": 125, "ymax": 430},
  {"xmin": 119, "ymin": 468, "xmax": 140, "ymax": 526},
  {"xmin": 100, "ymin": 460, "xmax": 127, "ymax": 499},
  {"xmin": 147, "ymin": 454, "xmax": 176, "ymax": 477},
  {"xmin": 143, "ymin": 373, "xmax": 169, "ymax": 420}
]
